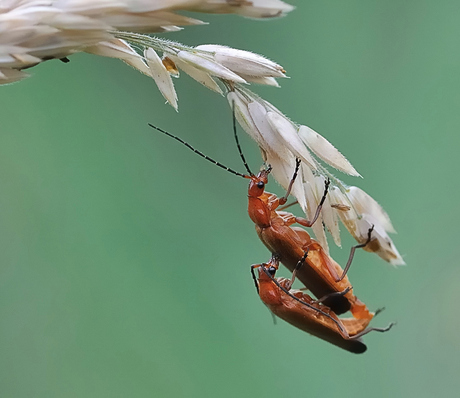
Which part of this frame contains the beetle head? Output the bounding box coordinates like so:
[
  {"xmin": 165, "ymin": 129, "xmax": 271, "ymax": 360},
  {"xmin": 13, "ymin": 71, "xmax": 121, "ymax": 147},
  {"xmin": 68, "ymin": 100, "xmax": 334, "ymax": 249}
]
[{"xmin": 247, "ymin": 166, "xmax": 271, "ymax": 198}]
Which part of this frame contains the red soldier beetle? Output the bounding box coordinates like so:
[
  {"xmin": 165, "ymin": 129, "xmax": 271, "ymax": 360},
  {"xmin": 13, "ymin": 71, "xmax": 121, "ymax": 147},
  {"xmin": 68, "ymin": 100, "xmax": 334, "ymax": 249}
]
[
  {"xmin": 149, "ymin": 112, "xmax": 374, "ymax": 320},
  {"xmin": 251, "ymin": 253, "xmax": 394, "ymax": 354}
]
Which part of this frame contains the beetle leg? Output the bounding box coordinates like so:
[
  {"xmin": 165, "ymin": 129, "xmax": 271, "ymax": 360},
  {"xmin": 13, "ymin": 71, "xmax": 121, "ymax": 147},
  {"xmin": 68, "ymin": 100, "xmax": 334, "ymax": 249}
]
[
  {"xmin": 374, "ymin": 307, "xmax": 385, "ymax": 316},
  {"xmin": 350, "ymin": 322, "xmax": 396, "ymax": 339},
  {"xmin": 286, "ymin": 250, "xmax": 309, "ymax": 290},
  {"xmin": 279, "ymin": 158, "xmax": 301, "ymax": 205},
  {"xmin": 277, "ymin": 199, "xmax": 298, "ymax": 211},
  {"xmin": 336, "ymin": 225, "xmax": 375, "ymax": 281},
  {"xmin": 313, "ymin": 286, "xmax": 353, "ymax": 305},
  {"xmin": 294, "ymin": 178, "xmax": 330, "ymax": 227}
]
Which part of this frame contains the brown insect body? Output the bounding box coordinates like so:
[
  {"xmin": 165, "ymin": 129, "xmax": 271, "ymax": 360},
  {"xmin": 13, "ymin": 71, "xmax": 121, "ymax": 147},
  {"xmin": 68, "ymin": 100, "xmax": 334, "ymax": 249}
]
[{"xmin": 254, "ymin": 259, "xmax": 368, "ymax": 354}]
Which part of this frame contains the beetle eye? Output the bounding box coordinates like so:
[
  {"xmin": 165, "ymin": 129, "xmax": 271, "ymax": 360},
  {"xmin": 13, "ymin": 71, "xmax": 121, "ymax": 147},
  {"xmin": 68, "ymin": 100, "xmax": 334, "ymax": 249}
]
[
  {"xmin": 257, "ymin": 181, "xmax": 265, "ymax": 189},
  {"xmin": 268, "ymin": 266, "xmax": 276, "ymax": 276}
]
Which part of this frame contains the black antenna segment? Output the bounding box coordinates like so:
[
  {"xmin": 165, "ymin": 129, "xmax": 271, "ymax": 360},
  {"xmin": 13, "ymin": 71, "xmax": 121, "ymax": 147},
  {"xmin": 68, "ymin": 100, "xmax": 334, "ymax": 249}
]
[
  {"xmin": 231, "ymin": 101, "xmax": 253, "ymax": 176},
  {"xmin": 148, "ymin": 123, "xmax": 248, "ymax": 179}
]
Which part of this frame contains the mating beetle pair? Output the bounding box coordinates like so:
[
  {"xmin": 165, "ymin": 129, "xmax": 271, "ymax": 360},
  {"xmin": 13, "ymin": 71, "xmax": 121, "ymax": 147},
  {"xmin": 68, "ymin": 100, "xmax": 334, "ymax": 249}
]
[{"xmin": 150, "ymin": 105, "xmax": 394, "ymax": 354}]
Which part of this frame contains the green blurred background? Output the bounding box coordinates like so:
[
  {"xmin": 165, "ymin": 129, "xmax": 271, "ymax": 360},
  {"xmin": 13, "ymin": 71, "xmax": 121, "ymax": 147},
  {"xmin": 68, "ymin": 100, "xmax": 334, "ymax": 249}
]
[{"xmin": 1, "ymin": 1, "xmax": 459, "ymax": 397}]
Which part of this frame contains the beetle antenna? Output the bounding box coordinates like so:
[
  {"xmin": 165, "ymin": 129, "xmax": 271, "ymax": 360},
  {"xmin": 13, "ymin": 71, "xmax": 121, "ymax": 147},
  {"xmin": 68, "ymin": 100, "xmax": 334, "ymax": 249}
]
[
  {"xmin": 251, "ymin": 264, "xmax": 278, "ymax": 324},
  {"xmin": 337, "ymin": 224, "xmax": 375, "ymax": 282},
  {"xmin": 231, "ymin": 101, "xmax": 254, "ymax": 176},
  {"xmin": 250, "ymin": 265, "xmax": 260, "ymax": 294},
  {"xmin": 149, "ymin": 123, "xmax": 249, "ymax": 179}
]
